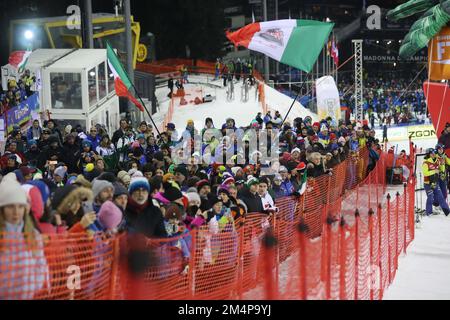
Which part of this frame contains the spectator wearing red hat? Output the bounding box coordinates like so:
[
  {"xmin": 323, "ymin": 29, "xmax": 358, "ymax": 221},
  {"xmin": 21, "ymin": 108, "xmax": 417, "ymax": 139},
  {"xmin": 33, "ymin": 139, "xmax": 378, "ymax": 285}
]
[{"xmin": 291, "ymin": 162, "xmax": 308, "ymax": 196}]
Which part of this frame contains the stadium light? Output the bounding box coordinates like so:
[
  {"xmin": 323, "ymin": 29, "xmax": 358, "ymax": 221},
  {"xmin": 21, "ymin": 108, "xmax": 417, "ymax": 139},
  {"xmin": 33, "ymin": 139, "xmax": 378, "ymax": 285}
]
[{"xmin": 24, "ymin": 30, "xmax": 34, "ymax": 40}]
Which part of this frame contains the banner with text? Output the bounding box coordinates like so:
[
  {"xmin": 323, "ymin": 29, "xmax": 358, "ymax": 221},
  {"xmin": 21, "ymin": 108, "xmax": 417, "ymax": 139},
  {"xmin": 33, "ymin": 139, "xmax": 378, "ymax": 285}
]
[{"xmin": 316, "ymin": 76, "xmax": 341, "ymax": 122}]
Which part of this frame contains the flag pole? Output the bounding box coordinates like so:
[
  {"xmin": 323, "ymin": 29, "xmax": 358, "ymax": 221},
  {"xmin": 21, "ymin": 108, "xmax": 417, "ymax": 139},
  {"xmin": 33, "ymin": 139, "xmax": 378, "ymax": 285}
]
[
  {"xmin": 281, "ymin": 82, "xmax": 306, "ymax": 127},
  {"xmin": 130, "ymin": 83, "xmax": 162, "ymax": 137}
]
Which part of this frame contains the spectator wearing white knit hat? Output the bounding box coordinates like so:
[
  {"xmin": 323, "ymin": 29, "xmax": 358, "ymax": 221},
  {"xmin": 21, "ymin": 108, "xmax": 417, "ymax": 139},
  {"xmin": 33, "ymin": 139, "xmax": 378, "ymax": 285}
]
[{"xmin": 0, "ymin": 179, "xmax": 49, "ymax": 300}]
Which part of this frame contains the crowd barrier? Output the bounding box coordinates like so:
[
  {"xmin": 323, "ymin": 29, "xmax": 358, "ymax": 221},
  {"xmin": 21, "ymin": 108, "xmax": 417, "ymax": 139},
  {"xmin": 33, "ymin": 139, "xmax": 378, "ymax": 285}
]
[{"xmin": 0, "ymin": 146, "xmax": 415, "ymax": 300}]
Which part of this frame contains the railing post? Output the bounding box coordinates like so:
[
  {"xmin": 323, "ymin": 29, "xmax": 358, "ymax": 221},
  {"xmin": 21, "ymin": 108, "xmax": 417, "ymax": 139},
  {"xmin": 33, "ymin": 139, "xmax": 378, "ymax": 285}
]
[
  {"xmin": 339, "ymin": 217, "xmax": 347, "ymax": 300},
  {"xmin": 263, "ymin": 229, "xmax": 278, "ymax": 300},
  {"xmin": 326, "ymin": 215, "xmax": 334, "ymax": 300},
  {"xmin": 403, "ymin": 183, "xmax": 408, "ymax": 254},
  {"xmin": 187, "ymin": 229, "xmax": 197, "ymax": 299},
  {"xmin": 109, "ymin": 236, "xmax": 121, "ymax": 300},
  {"xmin": 237, "ymin": 221, "xmax": 245, "ymax": 300},
  {"xmin": 377, "ymin": 204, "xmax": 384, "ymax": 300},
  {"xmin": 387, "ymin": 194, "xmax": 392, "ymax": 284},
  {"xmin": 395, "ymin": 192, "xmax": 400, "ymax": 271},
  {"xmin": 368, "ymin": 208, "xmax": 374, "ymax": 301},
  {"xmin": 298, "ymin": 221, "xmax": 308, "ymax": 300},
  {"xmin": 354, "ymin": 209, "xmax": 360, "ymax": 300}
]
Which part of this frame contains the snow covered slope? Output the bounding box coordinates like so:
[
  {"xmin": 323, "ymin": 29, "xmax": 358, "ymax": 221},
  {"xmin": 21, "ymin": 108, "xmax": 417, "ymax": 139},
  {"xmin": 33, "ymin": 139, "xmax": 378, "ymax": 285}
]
[
  {"xmin": 384, "ymin": 209, "xmax": 450, "ymax": 300},
  {"xmin": 150, "ymin": 75, "xmax": 317, "ymax": 131}
]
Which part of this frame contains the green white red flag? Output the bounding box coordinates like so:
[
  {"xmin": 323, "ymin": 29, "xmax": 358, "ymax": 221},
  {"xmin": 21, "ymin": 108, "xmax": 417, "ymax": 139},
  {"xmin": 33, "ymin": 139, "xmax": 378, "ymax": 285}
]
[
  {"xmin": 9, "ymin": 51, "xmax": 32, "ymax": 73},
  {"xmin": 226, "ymin": 19, "xmax": 333, "ymax": 73},
  {"xmin": 107, "ymin": 42, "xmax": 144, "ymax": 112}
]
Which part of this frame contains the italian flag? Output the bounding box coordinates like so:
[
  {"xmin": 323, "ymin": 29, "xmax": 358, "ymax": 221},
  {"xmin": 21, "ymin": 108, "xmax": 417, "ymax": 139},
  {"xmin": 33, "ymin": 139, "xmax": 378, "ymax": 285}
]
[
  {"xmin": 226, "ymin": 19, "xmax": 334, "ymax": 73},
  {"xmin": 107, "ymin": 43, "xmax": 144, "ymax": 112},
  {"xmin": 9, "ymin": 51, "xmax": 32, "ymax": 73}
]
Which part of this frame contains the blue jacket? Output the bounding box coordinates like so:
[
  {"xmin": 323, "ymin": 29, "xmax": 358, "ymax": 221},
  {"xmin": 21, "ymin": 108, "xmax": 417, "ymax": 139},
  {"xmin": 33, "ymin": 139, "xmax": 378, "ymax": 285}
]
[
  {"xmin": 86, "ymin": 135, "xmax": 101, "ymax": 151},
  {"xmin": 280, "ymin": 179, "xmax": 295, "ymax": 197}
]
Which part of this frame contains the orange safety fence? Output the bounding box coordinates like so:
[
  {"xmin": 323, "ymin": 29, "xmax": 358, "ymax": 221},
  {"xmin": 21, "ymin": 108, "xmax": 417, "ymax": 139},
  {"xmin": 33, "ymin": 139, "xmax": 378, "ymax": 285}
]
[{"xmin": 0, "ymin": 148, "xmax": 415, "ymax": 300}]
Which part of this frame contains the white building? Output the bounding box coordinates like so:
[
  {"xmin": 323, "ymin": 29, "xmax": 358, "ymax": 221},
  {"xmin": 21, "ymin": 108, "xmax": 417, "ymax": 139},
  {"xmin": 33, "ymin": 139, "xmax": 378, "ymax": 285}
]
[{"xmin": 2, "ymin": 49, "xmax": 120, "ymax": 134}]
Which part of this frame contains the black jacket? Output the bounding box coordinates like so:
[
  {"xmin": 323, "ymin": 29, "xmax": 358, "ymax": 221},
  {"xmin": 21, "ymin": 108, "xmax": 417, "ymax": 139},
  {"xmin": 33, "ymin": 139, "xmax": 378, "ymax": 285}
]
[
  {"xmin": 62, "ymin": 142, "xmax": 81, "ymax": 174},
  {"xmin": 238, "ymin": 188, "xmax": 265, "ymax": 214},
  {"xmin": 112, "ymin": 129, "xmax": 127, "ymax": 146},
  {"xmin": 125, "ymin": 199, "xmax": 167, "ymax": 238}
]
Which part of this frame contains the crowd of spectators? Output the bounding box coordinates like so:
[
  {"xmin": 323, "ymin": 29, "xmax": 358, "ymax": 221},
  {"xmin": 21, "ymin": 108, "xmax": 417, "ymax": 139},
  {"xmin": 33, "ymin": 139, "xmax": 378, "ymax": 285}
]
[
  {"xmin": 338, "ymin": 71, "xmax": 428, "ymax": 127},
  {"xmin": 0, "ymin": 109, "xmax": 383, "ymax": 299},
  {"xmin": 0, "ymin": 70, "xmax": 36, "ymax": 115}
]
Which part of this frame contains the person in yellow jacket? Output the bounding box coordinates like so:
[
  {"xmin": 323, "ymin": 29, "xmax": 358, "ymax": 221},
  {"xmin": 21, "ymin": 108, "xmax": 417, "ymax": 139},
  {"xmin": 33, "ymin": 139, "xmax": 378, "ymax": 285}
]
[
  {"xmin": 436, "ymin": 144, "xmax": 450, "ymax": 200},
  {"xmin": 422, "ymin": 148, "xmax": 450, "ymax": 216}
]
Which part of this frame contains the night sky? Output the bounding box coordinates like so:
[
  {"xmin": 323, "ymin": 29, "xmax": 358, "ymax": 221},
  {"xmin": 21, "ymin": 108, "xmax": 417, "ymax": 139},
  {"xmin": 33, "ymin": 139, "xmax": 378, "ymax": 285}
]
[{"xmin": 0, "ymin": 0, "xmax": 406, "ymax": 64}]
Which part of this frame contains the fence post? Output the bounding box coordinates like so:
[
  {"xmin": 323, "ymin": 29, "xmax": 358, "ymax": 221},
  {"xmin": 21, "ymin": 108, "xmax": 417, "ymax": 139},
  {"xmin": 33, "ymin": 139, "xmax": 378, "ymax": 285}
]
[
  {"xmin": 368, "ymin": 208, "xmax": 374, "ymax": 301},
  {"xmin": 326, "ymin": 215, "xmax": 334, "ymax": 300},
  {"xmin": 354, "ymin": 209, "xmax": 360, "ymax": 300},
  {"xmin": 387, "ymin": 194, "xmax": 392, "ymax": 284},
  {"xmin": 298, "ymin": 221, "xmax": 309, "ymax": 300},
  {"xmin": 339, "ymin": 217, "xmax": 347, "ymax": 300},
  {"xmin": 395, "ymin": 192, "xmax": 400, "ymax": 271},
  {"xmin": 109, "ymin": 236, "xmax": 121, "ymax": 300},
  {"xmin": 237, "ymin": 221, "xmax": 245, "ymax": 299},
  {"xmin": 377, "ymin": 203, "xmax": 384, "ymax": 300},
  {"xmin": 403, "ymin": 183, "xmax": 408, "ymax": 254},
  {"xmin": 263, "ymin": 229, "xmax": 278, "ymax": 300},
  {"xmin": 187, "ymin": 229, "xmax": 197, "ymax": 299}
]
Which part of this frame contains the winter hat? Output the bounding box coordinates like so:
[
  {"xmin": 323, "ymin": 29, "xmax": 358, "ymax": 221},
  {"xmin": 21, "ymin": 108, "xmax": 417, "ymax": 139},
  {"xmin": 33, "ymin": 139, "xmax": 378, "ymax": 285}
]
[
  {"xmin": 320, "ymin": 124, "xmax": 328, "ymax": 132},
  {"xmin": 51, "ymin": 186, "xmax": 93, "ymax": 214},
  {"xmin": 54, "ymin": 166, "xmax": 67, "ymax": 178},
  {"xmin": 131, "ymin": 170, "xmax": 144, "ymax": 179},
  {"xmin": 0, "ymin": 179, "xmax": 28, "ymax": 207},
  {"xmin": 208, "ymin": 195, "xmax": 223, "ymax": 208},
  {"xmin": 246, "ymin": 176, "xmax": 259, "ymax": 188},
  {"xmin": 26, "ymin": 180, "xmax": 51, "ymax": 205},
  {"xmin": 128, "ymin": 177, "xmax": 151, "ymax": 194},
  {"xmin": 82, "ymin": 140, "xmax": 92, "ymax": 148},
  {"xmin": 22, "ymin": 184, "xmax": 44, "ymax": 220},
  {"xmin": 231, "ymin": 166, "xmax": 243, "ymax": 176},
  {"xmin": 113, "ymin": 182, "xmax": 128, "ymax": 198},
  {"xmin": 66, "ymin": 175, "xmax": 77, "ymax": 185},
  {"xmin": 162, "ymin": 182, "xmax": 183, "ymax": 202},
  {"xmin": 74, "ymin": 174, "xmax": 92, "ymax": 188},
  {"xmin": 279, "ymin": 166, "xmax": 288, "ymax": 173},
  {"xmin": 98, "ymin": 201, "xmax": 123, "ymax": 230},
  {"xmin": 174, "ymin": 165, "xmax": 188, "ymax": 177},
  {"xmin": 117, "ymin": 171, "xmax": 131, "ymax": 185},
  {"xmin": 196, "ymin": 179, "xmax": 210, "ymax": 191},
  {"xmin": 164, "ymin": 203, "xmax": 183, "ymax": 221},
  {"xmin": 85, "ymin": 163, "xmax": 95, "ymax": 173},
  {"xmin": 97, "ymin": 172, "xmax": 118, "ymax": 184},
  {"xmin": 296, "ymin": 162, "xmax": 307, "ymax": 171},
  {"xmin": 217, "ymin": 185, "xmax": 231, "ymax": 197},
  {"xmin": 92, "ymin": 179, "xmax": 114, "ymax": 200},
  {"xmin": 221, "ymin": 171, "xmax": 234, "ymax": 182},
  {"xmin": 329, "ymin": 133, "xmax": 337, "ymax": 140},
  {"xmin": 313, "ymin": 122, "xmax": 320, "ymax": 128},
  {"xmin": 291, "ymin": 148, "xmax": 301, "ymax": 155},
  {"xmin": 273, "ymin": 173, "xmax": 283, "ymax": 182},
  {"xmin": 186, "ymin": 192, "xmax": 201, "ymax": 204}
]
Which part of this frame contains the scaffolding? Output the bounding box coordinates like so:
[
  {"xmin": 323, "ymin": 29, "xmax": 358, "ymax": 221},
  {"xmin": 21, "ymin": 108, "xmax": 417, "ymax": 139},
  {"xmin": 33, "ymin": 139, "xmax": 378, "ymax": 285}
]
[{"xmin": 353, "ymin": 39, "xmax": 363, "ymax": 122}]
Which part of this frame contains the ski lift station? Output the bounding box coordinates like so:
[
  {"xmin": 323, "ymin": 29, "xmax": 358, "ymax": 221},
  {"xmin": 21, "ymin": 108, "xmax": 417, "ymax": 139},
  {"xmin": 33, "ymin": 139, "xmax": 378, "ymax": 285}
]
[{"xmin": 1, "ymin": 49, "xmax": 120, "ymax": 134}]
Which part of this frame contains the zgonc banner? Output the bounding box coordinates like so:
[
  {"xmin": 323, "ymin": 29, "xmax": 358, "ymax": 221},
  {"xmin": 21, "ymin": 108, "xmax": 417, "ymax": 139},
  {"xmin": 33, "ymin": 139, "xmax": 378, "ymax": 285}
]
[{"xmin": 315, "ymin": 76, "xmax": 341, "ymax": 122}]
